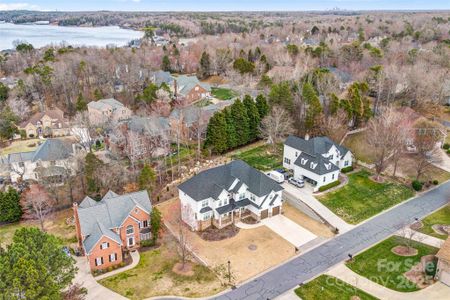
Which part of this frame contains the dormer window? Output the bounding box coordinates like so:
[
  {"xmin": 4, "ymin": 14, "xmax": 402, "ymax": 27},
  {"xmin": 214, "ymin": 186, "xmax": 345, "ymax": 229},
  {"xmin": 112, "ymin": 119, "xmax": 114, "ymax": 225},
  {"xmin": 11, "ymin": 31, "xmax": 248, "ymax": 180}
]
[
  {"xmin": 310, "ymin": 162, "xmax": 317, "ymax": 169},
  {"xmin": 325, "ymin": 163, "xmax": 331, "ymax": 170},
  {"xmin": 301, "ymin": 158, "xmax": 308, "ymax": 165}
]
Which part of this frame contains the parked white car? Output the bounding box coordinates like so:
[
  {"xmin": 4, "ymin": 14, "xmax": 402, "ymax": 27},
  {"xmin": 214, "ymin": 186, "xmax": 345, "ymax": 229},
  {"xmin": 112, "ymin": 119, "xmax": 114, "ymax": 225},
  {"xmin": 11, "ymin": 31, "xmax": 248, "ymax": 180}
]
[
  {"xmin": 288, "ymin": 177, "xmax": 305, "ymax": 188},
  {"xmin": 266, "ymin": 170, "xmax": 285, "ymax": 183}
]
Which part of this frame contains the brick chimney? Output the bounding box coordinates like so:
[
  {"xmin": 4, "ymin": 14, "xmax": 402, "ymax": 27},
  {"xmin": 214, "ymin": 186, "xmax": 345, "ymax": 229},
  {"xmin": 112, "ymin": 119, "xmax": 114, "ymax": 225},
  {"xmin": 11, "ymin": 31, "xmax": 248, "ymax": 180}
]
[{"xmin": 73, "ymin": 203, "xmax": 83, "ymax": 253}]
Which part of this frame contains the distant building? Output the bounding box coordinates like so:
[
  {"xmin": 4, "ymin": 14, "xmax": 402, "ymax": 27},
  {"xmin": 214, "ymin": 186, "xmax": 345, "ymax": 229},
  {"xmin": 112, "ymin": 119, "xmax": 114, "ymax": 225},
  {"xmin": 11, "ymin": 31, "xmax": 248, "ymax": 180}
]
[
  {"xmin": 1, "ymin": 139, "xmax": 79, "ymax": 183},
  {"xmin": 0, "ymin": 76, "xmax": 19, "ymax": 89},
  {"xmin": 87, "ymin": 98, "xmax": 132, "ymax": 125},
  {"xmin": 172, "ymin": 75, "xmax": 211, "ymax": 105},
  {"xmin": 19, "ymin": 107, "xmax": 70, "ymax": 138},
  {"xmin": 73, "ymin": 190, "xmax": 152, "ymax": 271}
]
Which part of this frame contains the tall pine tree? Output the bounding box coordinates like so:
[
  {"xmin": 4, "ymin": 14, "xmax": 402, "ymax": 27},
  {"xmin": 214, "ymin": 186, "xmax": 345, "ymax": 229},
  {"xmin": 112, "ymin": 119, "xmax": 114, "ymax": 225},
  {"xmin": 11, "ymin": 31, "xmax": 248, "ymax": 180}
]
[
  {"xmin": 302, "ymin": 82, "xmax": 323, "ymax": 130},
  {"xmin": 255, "ymin": 94, "xmax": 269, "ymax": 118},
  {"xmin": 223, "ymin": 107, "xmax": 238, "ymax": 149},
  {"xmin": 268, "ymin": 81, "xmax": 294, "ymax": 110},
  {"xmin": 230, "ymin": 99, "xmax": 250, "ymax": 146},
  {"xmin": 205, "ymin": 111, "xmax": 228, "ymax": 154},
  {"xmin": 243, "ymin": 95, "xmax": 260, "ymax": 141}
]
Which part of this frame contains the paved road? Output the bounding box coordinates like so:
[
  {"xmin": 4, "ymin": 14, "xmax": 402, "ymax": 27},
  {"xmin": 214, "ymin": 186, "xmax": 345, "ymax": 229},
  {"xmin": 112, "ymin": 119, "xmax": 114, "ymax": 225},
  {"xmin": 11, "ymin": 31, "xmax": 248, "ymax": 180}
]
[{"xmin": 209, "ymin": 181, "xmax": 450, "ymax": 300}]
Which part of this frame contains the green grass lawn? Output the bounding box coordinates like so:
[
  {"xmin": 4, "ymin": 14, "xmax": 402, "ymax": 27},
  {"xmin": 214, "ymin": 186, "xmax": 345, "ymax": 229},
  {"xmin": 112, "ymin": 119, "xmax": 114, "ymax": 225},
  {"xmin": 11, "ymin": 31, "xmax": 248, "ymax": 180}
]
[
  {"xmin": 318, "ymin": 170, "xmax": 415, "ymax": 224},
  {"xmin": 99, "ymin": 236, "xmax": 223, "ymax": 299},
  {"xmin": 231, "ymin": 144, "xmax": 283, "ymax": 171},
  {"xmin": 417, "ymin": 205, "xmax": 450, "ymax": 240},
  {"xmin": 346, "ymin": 236, "xmax": 438, "ymax": 292},
  {"xmin": 211, "ymin": 87, "xmax": 237, "ymax": 100},
  {"xmin": 294, "ymin": 275, "xmax": 379, "ymax": 300},
  {"xmin": 342, "ymin": 132, "xmax": 377, "ymax": 164},
  {"xmin": 0, "ymin": 138, "xmax": 42, "ymax": 156}
]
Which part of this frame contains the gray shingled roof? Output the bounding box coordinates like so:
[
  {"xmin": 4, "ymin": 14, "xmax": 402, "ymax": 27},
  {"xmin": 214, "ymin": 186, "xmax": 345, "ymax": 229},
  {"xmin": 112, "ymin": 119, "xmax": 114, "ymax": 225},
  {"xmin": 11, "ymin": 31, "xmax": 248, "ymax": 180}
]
[
  {"xmin": 78, "ymin": 190, "xmax": 152, "ymax": 254},
  {"xmin": 294, "ymin": 152, "xmax": 340, "ymax": 175},
  {"xmin": 128, "ymin": 116, "xmax": 169, "ymax": 135},
  {"xmin": 88, "ymin": 98, "xmax": 125, "ymax": 111},
  {"xmin": 31, "ymin": 139, "xmax": 73, "ymax": 162},
  {"xmin": 174, "ymin": 75, "xmax": 211, "ymax": 96},
  {"xmin": 152, "ymin": 71, "xmax": 173, "ymax": 86},
  {"xmin": 178, "ymin": 160, "xmax": 283, "ymax": 202},
  {"xmin": 285, "ymin": 135, "xmax": 349, "ymax": 157}
]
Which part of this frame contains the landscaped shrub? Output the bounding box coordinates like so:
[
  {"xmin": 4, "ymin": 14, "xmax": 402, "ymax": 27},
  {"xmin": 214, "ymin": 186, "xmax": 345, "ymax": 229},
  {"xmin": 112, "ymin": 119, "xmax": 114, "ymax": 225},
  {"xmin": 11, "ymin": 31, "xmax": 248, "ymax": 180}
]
[
  {"xmin": 141, "ymin": 239, "xmax": 155, "ymax": 247},
  {"xmin": 425, "ymin": 260, "xmax": 437, "ymax": 277},
  {"xmin": 433, "ymin": 180, "xmax": 439, "ymax": 185},
  {"xmin": 341, "ymin": 166, "xmax": 354, "ymax": 173},
  {"xmin": 412, "ymin": 180, "xmax": 423, "ymax": 191},
  {"xmin": 447, "ymin": 148, "xmax": 450, "ymax": 154},
  {"xmin": 318, "ymin": 180, "xmax": 341, "ymax": 192},
  {"xmin": 443, "ymin": 143, "xmax": 450, "ymax": 150}
]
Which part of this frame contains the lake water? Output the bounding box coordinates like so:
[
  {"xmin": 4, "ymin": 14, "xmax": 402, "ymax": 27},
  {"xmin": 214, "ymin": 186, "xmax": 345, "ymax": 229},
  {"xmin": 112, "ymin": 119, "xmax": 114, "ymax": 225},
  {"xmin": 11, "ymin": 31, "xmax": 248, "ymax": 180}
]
[{"xmin": 0, "ymin": 23, "xmax": 143, "ymax": 50}]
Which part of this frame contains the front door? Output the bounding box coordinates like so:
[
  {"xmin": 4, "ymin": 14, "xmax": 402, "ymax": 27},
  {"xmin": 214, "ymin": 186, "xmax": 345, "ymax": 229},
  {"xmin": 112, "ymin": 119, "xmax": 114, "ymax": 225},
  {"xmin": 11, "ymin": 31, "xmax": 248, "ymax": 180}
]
[
  {"xmin": 260, "ymin": 209, "xmax": 268, "ymax": 219},
  {"xmin": 127, "ymin": 236, "xmax": 135, "ymax": 247}
]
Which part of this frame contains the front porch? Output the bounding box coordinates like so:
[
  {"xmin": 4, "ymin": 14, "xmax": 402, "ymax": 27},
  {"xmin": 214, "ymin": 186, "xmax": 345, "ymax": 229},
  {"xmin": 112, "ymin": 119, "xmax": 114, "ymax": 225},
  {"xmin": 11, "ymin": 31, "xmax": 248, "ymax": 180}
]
[{"xmin": 213, "ymin": 208, "xmax": 253, "ymax": 229}]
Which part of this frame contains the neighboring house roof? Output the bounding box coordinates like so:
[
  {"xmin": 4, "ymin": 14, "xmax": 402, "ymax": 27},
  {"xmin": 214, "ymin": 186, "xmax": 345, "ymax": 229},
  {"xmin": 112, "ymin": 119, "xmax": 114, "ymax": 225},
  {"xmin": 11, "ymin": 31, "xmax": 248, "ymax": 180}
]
[
  {"xmin": 326, "ymin": 67, "xmax": 353, "ymax": 84},
  {"xmin": 437, "ymin": 237, "xmax": 450, "ymax": 262},
  {"xmin": 4, "ymin": 139, "xmax": 73, "ymax": 164},
  {"xmin": 88, "ymin": 98, "xmax": 125, "ymax": 111},
  {"xmin": 169, "ymin": 101, "xmax": 232, "ymax": 127},
  {"xmin": 174, "ymin": 75, "xmax": 211, "ymax": 97},
  {"xmin": 178, "ymin": 160, "xmax": 283, "ymax": 202},
  {"xmin": 128, "ymin": 116, "xmax": 170, "ymax": 135},
  {"xmin": 152, "ymin": 70, "xmax": 173, "ymax": 86},
  {"xmin": 77, "ymin": 190, "xmax": 152, "ymax": 254},
  {"xmin": 20, "ymin": 107, "xmax": 67, "ymax": 128}
]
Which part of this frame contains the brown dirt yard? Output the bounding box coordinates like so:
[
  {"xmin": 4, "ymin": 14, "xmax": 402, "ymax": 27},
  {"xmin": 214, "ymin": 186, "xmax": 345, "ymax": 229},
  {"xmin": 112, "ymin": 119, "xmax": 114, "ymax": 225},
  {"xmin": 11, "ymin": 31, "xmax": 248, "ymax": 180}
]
[
  {"xmin": 282, "ymin": 202, "xmax": 335, "ymax": 238},
  {"xmin": 158, "ymin": 198, "xmax": 296, "ymax": 283}
]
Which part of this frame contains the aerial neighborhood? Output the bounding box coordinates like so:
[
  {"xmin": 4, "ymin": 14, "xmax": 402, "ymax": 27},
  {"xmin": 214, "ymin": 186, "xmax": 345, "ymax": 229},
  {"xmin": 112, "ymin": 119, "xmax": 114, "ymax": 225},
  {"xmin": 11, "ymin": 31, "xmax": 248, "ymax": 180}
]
[{"xmin": 1, "ymin": 7, "xmax": 450, "ymax": 300}]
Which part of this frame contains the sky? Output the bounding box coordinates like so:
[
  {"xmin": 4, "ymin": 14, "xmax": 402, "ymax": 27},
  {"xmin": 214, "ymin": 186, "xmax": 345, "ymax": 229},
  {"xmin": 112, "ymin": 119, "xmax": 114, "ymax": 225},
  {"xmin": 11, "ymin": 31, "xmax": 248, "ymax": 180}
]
[{"xmin": 0, "ymin": 0, "xmax": 450, "ymax": 12}]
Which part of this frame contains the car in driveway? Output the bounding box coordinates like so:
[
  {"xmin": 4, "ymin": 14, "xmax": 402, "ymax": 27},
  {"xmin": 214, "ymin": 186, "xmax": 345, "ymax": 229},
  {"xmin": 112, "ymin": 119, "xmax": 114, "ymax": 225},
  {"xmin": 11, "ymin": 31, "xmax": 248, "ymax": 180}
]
[
  {"xmin": 288, "ymin": 177, "xmax": 304, "ymax": 188},
  {"xmin": 266, "ymin": 170, "xmax": 285, "ymax": 183}
]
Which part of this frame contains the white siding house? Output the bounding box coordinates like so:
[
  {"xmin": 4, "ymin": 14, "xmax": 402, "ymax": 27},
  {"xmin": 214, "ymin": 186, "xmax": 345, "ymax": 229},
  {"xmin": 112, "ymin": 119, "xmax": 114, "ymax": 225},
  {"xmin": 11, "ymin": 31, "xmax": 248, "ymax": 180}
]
[
  {"xmin": 178, "ymin": 160, "xmax": 283, "ymax": 231},
  {"xmin": 283, "ymin": 136, "xmax": 353, "ymax": 192}
]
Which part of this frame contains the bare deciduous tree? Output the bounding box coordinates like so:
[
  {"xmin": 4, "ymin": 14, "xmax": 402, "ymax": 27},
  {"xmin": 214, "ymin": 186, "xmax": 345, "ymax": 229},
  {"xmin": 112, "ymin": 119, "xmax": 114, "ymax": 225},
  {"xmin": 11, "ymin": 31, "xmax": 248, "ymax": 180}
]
[
  {"xmin": 21, "ymin": 184, "xmax": 55, "ymax": 231},
  {"xmin": 259, "ymin": 106, "xmax": 295, "ymax": 148},
  {"xmin": 413, "ymin": 120, "xmax": 443, "ymax": 180}
]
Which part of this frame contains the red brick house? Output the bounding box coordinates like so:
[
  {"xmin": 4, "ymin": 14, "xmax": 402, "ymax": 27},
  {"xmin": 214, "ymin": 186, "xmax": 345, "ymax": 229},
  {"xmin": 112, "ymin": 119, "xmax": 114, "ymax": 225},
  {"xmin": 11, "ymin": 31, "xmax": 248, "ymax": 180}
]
[
  {"xmin": 172, "ymin": 75, "xmax": 211, "ymax": 105},
  {"xmin": 73, "ymin": 190, "xmax": 152, "ymax": 271}
]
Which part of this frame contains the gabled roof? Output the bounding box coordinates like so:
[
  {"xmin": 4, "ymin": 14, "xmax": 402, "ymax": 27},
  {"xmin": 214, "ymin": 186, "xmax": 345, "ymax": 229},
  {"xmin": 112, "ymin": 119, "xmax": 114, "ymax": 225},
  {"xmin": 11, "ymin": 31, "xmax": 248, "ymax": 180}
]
[
  {"xmin": 152, "ymin": 70, "xmax": 173, "ymax": 86},
  {"xmin": 178, "ymin": 160, "xmax": 283, "ymax": 202},
  {"xmin": 5, "ymin": 139, "xmax": 73, "ymax": 164},
  {"xmin": 78, "ymin": 190, "xmax": 152, "ymax": 254},
  {"xmin": 128, "ymin": 116, "xmax": 170, "ymax": 135},
  {"xmin": 20, "ymin": 107, "xmax": 67, "ymax": 128},
  {"xmin": 285, "ymin": 135, "xmax": 349, "ymax": 157},
  {"xmin": 174, "ymin": 75, "xmax": 211, "ymax": 96},
  {"xmin": 88, "ymin": 98, "xmax": 125, "ymax": 111},
  {"xmin": 294, "ymin": 152, "xmax": 339, "ymax": 175}
]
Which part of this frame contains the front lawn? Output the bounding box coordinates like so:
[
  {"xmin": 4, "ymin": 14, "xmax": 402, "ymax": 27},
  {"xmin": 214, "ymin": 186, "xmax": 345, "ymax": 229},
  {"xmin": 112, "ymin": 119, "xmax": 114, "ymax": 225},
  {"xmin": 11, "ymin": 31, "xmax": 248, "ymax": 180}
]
[
  {"xmin": 346, "ymin": 236, "xmax": 438, "ymax": 292},
  {"xmin": 318, "ymin": 170, "xmax": 415, "ymax": 224},
  {"xmin": 294, "ymin": 275, "xmax": 379, "ymax": 300},
  {"xmin": 99, "ymin": 234, "xmax": 223, "ymax": 299},
  {"xmin": 230, "ymin": 143, "xmax": 283, "ymax": 171},
  {"xmin": 417, "ymin": 205, "xmax": 450, "ymax": 240},
  {"xmin": 390, "ymin": 154, "xmax": 450, "ymax": 183},
  {"xmin": 0, "ymin": 138, "xmax": 42, "ymax": 156},
  {"xmin": 211, "ymin": 87, "xmax": 237, "ymax": 100}
]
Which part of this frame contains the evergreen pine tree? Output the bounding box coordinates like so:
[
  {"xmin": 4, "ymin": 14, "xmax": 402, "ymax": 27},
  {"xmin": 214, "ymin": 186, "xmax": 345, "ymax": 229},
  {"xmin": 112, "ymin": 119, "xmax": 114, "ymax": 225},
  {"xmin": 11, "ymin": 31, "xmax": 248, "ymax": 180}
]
[
  {"xmin": 0, "ymin": 187, "xmax": 22, "ymax": 223},
  {"xmin": 223, "ymin": 107, "xmax": 238, "ymax": 149},
  {"xmin": 268, "ymin": 81, "xmax": 294, "ymax": 110},
  {"xmin": 198, "ymin": 51, "xmax": 211, "ymax": 79},
  {"xmin": 302, "ymin": 82, "xmax": 323, "ymax": 130},
  {"xmin": 205, "ymin": 111, "xmax": 228, "ymax": 154},
  {"xmin": 243, "ymin": 95, "xmax": 260, "ymax": 141},
  {"xmin": 230, "ymin": 99, "xmax": 250, "ymax": 146},
  {"xmin": 138, "ymin": 164, "xmax": 156, "ymax": 191},
  {"xmin": 255, "ymin": 94, "xmax": 269, "ymax": 118}
]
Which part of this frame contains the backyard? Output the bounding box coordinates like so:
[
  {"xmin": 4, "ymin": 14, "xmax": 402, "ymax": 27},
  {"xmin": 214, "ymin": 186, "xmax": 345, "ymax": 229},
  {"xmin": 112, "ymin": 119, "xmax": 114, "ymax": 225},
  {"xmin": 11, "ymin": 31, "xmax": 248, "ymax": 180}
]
[
  {"xmin": 0, "ymin": 138, "xmax": 42, "ymax": 156},
  {"xmin": 230, "ymin": 143, "xmax": 283, "ymax": 171},
  {"xmin": 318, "ymin": 170, "xmax": 415, "ymax": 224},
  {"xmin": 417, "ymin": 205, "xmax": 450, "ymax": 240},
  {"xmin": 0, "ymin": 208, "xmax": 76, "ymax": 247},
  {"xmin": 211, "ymin": 87, "xmax": 237, "ymax": 100},
  {"xmin": 99, "ymin": 234, "xmax": 224, "ymax": 299},
  {"xmin": 342, "ymin": 132, "xmax": 377, "ymax": 164},
  {"xmin": 346, "ymin": 236, "xmax": 438, "ymax": 292},
  {"xmin": 294, "ymin": 275, "xmax": 379, "ymax": 300}
]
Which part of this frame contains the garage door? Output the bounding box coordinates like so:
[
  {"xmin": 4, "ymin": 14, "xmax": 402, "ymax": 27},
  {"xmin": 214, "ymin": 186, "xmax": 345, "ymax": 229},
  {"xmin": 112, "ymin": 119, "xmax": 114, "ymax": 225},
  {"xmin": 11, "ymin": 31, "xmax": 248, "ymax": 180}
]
[
  {"xmin": 441, "ymin": 271, "xmax": 450, "ymax": 286},
  {"xmin": 260, "ymin": 209, "xmax": 268, "ymax": 219},
  {"xmin": 272, "ymin": 206, "xmax": 280, "ymax": 216}
]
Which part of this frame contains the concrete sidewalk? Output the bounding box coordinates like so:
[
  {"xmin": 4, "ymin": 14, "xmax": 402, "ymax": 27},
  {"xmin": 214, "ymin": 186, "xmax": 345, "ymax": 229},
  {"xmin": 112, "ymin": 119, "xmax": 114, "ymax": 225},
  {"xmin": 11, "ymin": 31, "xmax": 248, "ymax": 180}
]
[
  {"xmin": 94, "ymin": 250, "xmax": 140, "ymax": 281},
  {"xmin": 261, "ymin": 215, "xmax": 317, "ymax": 247},
  {"xmin": 395, "ymin": 227, "xmax": 445, "ymax": 248},
  {"xmin": 282, "ymin": 183, "xmax": 355, "ymax": 233},
  {"xmin": 327, "ymin": 263, "xmax": 450, "ymax": 300}
]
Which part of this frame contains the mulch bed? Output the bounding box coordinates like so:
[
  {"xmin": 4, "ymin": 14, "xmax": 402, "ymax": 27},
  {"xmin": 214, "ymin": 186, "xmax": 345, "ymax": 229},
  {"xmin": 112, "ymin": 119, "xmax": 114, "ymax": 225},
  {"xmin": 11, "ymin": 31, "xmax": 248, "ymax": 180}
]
[
  {"xmin": 410, "ymin": 221, "xmax": 424, "ymax": 230},
  {"xmin": 197, "ymin": 224, "xmax": 240, "ymax": 241},
  {"xmin": 241, "ymin": 216, "xmax": 258, "ymax": 225},
  {"xmin": 391, "ymin": 245, "xmax": 418, "ymax": 257},
  {"xmin": 370, "ymin": 175, "xmax": 386, "ymax": 183},
  {"xmin": 404, "ymin": 257, "xmax": 436, "ymax": 289},
  {"xmin": 432, "ymin": 224, "xmax": 450, "ymax": 235},
  {"xmin": 139, "ymin": 242, "xmax": 162, "ymax": 253},
  {"xmin": 172, "ymin": 262, "xmax": 194, "ymax": 276}
]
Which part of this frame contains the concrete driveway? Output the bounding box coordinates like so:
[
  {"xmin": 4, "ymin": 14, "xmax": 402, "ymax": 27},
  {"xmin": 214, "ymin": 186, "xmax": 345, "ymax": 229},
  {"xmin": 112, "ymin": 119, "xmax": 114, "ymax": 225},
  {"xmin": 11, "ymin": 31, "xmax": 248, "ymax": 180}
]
[
  {"xmin": 73, "ymin": 256, "xmax": 127, "ymax": 300},
  {"xmin": 261, "ymin": 214, "xmax": 317, "ymax": 248}
]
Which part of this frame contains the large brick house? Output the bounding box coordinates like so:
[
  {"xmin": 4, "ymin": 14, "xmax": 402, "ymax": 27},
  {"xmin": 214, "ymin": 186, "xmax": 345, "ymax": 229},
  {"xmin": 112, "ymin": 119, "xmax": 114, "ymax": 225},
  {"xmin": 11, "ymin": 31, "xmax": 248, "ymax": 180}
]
[
  {"xmin": 73, "ymin": 190, "xmax": 152, "ymax": 271},
  {"xmin": 172, "ymin": 75, "xmax": 211, "ymax": 105},
  {"xmin": 178, "ymin": 160, "xmax": 283, "ymax": 231},
  {"xmin": 87, "ymin": 98, "xmax": 132, "ymax": 126},
  {"xmin": 19, "ymin": 107, "xmax": 70, "ymax": 138}
]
